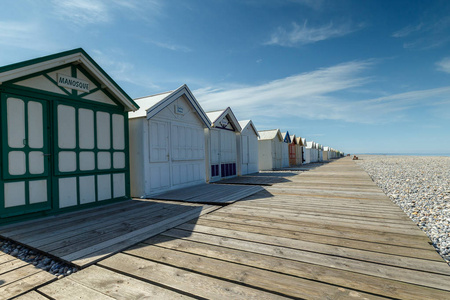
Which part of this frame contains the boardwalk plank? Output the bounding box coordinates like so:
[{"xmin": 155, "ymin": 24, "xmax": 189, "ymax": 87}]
[
  {"xmin": 125, "ymin": 243, "xmax": 385, "ymax": 299},
  {"xmin": 99, "ymin": 253, "xmax": 290, "ymax": 300},
  {"xmin": 141, "ymin": 235, "xmax": 450, "ymax": 300},
  {"xmin": 161, "ymin": 228, "xmax": 450, "ymax": 291}
]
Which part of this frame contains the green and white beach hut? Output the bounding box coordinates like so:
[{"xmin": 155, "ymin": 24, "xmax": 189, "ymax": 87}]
[
  {"xmin": 0, "ymin": 49, "xmax": 139, "ymax": 224},
  {"xmin": 128, "ymin": 85, "xmax": 211, "ymax": 197}
]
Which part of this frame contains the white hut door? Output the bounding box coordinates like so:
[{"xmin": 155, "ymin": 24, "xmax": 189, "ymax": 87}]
[
  {"xmin": 149, "ymin": 120, "xmax": 171, "ymax": 190},
  {"xmin": 242, "ymin": 135, "xmax": 249, "ymax": 174},
  {"xmin": 2, "ymin": 96, "xmax": 50, "ymax": 213},
  {"xmin": 209, "ymin": 130, "xmax": 220, "ymax": 180}
]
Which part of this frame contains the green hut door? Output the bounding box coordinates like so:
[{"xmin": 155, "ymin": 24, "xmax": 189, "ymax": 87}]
[{"xmin": 1, "ymin": 94, "xmax": 51, "ymax": 216}]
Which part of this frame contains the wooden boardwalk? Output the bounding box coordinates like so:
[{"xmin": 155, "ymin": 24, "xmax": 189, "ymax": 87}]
[
  {"xmin": 5, "ymin": 157, "xmax": 450, "ymax": 299},
  {"xmin": 152, "ymin": 183, "xmax": 263, "ymax": 203},
  {"xmin": 0, "ymin": 200, "xmax": 219, "ymax": 268},
  {"xmin": 0, "ymin": 252, "xmax": 55, "ymax": 299}
]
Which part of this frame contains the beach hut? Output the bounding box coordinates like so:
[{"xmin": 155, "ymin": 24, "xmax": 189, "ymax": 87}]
[
  {"xmin": 295, "ymin": 136, "xmax": 304, "ymax": 165},
  {"xmin": 306, "ymin": 141, "xmax": 316, "ymax": 163},
  {"xmin": 238, "ymin": 120, "xmax": 259, "ymax": 175},
  {"xmin": 288, "ymin": 134, "xmax": 298, "ymax": 166},
  {"xmin": 281, "ymin": 131, "xmax": 291, "ymax": 168},
  {"xmin": 0, "ymin": 48, "xmax": 139, "ymax": 223},
  {"xmin": 128, "ymin": 85, "xmax": 210, "ymax": 197},
  {"xmin": 258, "ymin": 129, "xmax": 283, "ymax": 170},
  {"xmin": 323, "ymin": 146, "xmax": 330, "ymax": 161},
  {"xmin": 206, "ymin": 107, "xmax": 241, "ymax": 182}
]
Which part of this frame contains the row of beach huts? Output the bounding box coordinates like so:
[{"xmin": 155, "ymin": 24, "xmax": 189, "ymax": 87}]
[{"xmin": 0, "ymin": 49, "xmax": 343, "ymax": 224}]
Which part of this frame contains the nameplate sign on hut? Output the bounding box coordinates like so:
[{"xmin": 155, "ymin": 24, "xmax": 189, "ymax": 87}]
[
  {"xmin": 57, "ymin": 74, "xmax": 90, "ymax": 92},
  {"xmin": 174, "ymin": 104, "xmax": 184, "ymax": 115}
]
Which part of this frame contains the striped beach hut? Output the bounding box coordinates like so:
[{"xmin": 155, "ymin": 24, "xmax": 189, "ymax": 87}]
[
  {"xmin": 128, "ymin": 85, "xmax": 210, "ymax": 197},
  {"xmin": 258, "ymin": 129, "xmax": 283, "ymax": 170},
  {"xmin": 206, "ymin": 107, "xmax": 241, "ymax": 182},
  {"xmin": 0, "ymin": 48, "xmax": 138, "ymax": 223},
  {"xmin": 238, "ymin": 120, "xmax": 259, "ymax": 175}
]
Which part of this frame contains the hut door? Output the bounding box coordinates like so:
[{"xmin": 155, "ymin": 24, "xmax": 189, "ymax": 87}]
[
  {"xmin": 289, "ymin": 144, "xmax": 296, "ymax": 166},
  {"xmin": 241, "ymin": 136, "xmax": 249, "ymax": 174},
  {"xmin": 209, "ymin": 130, "xmax": 220, "ymax": 180},
  {"xmin": 1, "ymin": 95, "xmax": 51, "ymax": 215},
  {"xmin": 148, "ymin": 120, "xmax": 171, "ymax": 190}
]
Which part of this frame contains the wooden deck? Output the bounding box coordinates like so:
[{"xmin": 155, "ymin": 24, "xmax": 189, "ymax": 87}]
[
  {"xmin": 0, "ymin": 199, "xmax": 219, "ymax": 268},
  {"xmin": 0, "ymin": 252, "xmax": 55, "ymax": 299},
  {"xmin": 5, "ymin": 157, "xmax": 450, "ymax": 299},
  {"xmin": 151, "ymin": 183, "xmax": 263, "ymax": 203}
]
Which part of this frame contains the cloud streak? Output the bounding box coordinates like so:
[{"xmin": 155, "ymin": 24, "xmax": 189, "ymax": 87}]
[
  {"xmin": 265, "ymin": 20, "xmax": 362, "ymax": 46},
  {"xmin": 436, "ymin": 57, "xmax": 450, "ymax": 73},
  {"xmin": 194, "ymin": 60, "xmax": 450, "ymax": 124}
]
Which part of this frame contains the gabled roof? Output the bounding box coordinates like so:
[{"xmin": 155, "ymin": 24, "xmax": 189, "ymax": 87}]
[
  {"xmin": 281, "ymin": 131, "xmax": 291, "ymax": 143},
  {"xmin": 129, "ymin": 84, "xmax": 211, "ymax": 128},
  {"xmin": 0, "ymin": 48, "xmax": 138, "ymax": 111},
  {"xmin": 295, "ymin": 136, "xmax": 304, "ymax": 146},
  {"xmin": 306, "ymin": 141, "xmax": 315, "ymax": 148},
  {"xmin": 301, "ymin": 138, "xmax": 306, "ymax": 146},
  {"xmin": 206, "ymin": 107, "xmax": 242, "ymax": 132},
  {"xmin": 258, "ymin": 129, "xmax": 283, "ymax": 141},
  {"xmin": 290, "ymin": 134, "xmax": 297, "ymax": 144},
  {"xmin": 238, "ymin": 120, "xmax": 259, "ymax": 137}
]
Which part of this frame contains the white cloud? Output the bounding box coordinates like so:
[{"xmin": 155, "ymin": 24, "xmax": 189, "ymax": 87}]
[
  {"xmin": 392, "ymin": 16, "xmax": 450, "ymax": 49},
  {"xmin": 0, "ymin": 21, "xmax": 58, "ymax": 51},
  {"xmin": 51, "ymin": 0, "xmax": 111, "ymax": 25},
  {"xmin": 194, "ymin": 60, "xmax": 450, "ymax": 124},
  {"xmin": 265, "ymin": 20, "xmax": 362, "ymax": 47},
  {"xmin": 50, "ymin": 0, "xmax": 163, "ymax": 26},
  {"xmin": 392, "ymin": 23, "xmax": 423, "ymax": 38},
  {"xmin": 150, "ymin": 41, "xmax": 192, "ymax": 52},
  {"xmin": 91, "ymin": 49, "xmax": 160, "ymax": 90},
  {"xmin": 436, "ymin": 57, "xmax": 450, "ymax": 73}
]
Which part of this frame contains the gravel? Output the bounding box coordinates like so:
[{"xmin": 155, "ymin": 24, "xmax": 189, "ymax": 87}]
[
  {"xmin": 356, "ymin": 155, "xmax": 450, "ymax": 266},
  {"xmin": 0, "ymin": 238, "xmax": 78, "ymax": 277}
]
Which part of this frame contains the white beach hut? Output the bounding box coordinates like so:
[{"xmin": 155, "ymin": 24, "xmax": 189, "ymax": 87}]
[
  {"xmin": 238, "ymin": 120, "xmax": 259, "ymax": 175},
  {"xmin": 306, "ymin": 141, "xmax": 316, "ymax": 163},
  {"xmin": 281, "ymin": 131, "xmax": 291, "ymax": 168},
  {"xmin": 295, "ymin": 136, "xmax": 304, "ymax": 165},
  {"xmin": 0, "ymin": 48, "xmax": 139, "ymax": 224},
  {"xmin": 206, "ymin": 107, "xmax": 241, "ymax": 182},
  {"xmin": 258, "ymin": 129, "xmax": 284, "ymax": 170},
  {"xmin": 128, "ymin": 85, "xmax": 211, "ymax": 197}
]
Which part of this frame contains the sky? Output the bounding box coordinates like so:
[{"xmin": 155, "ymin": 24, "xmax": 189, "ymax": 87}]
[{"xmin": 0, "ymin": 0, "xmax": 449, "ymax": 155}]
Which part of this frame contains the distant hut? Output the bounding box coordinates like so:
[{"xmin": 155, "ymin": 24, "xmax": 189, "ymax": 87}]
[
  {"xmin": 238, "ymin": 120, "xmax": 259, "ymax": 175},
  {"xmin": 206, "ymin": 107, "xmax": 241, "ymax": 181},
  {"xmin": 289, "ymin": 134, "xmax": 298, "ymax": 166},
  {"xmin": 295, "ymin": 136, "xmax": 305, "ymax": 165},
  {"xmin": 128, "ymin": 85, "xmax": 211, "ymax": 197},
  {"xmin": 281, "ymin": 131, "xmax": 291, "ymax": 168},
  {"xmin": 258, "ymin": 129, "xmax": 283, "ymax": 170}
]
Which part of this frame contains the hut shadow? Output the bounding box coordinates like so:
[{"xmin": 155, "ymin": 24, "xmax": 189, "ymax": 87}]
[
  {"xmin": 0, "ymin": 199, "xmax": 208, "ymax": 270},
  {"xmin": 128, "ymin": 187, "xmax": 276, "ymax": 250}
]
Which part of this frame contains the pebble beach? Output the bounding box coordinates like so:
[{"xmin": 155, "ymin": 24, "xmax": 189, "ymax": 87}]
[{"xmin": 356, "ymin": 155, "xmax": 450, "ymax": 266}]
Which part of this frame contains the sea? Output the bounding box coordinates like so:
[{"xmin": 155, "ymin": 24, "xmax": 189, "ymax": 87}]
[{"xmin": 359, "ymin": 153, "xmax": 450, "ymax": 157}]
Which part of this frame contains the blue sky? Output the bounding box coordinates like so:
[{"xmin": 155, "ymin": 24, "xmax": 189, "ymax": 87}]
[{"xmin": 1, "ymin": 0, "xmax": 449, "ymax": 155}]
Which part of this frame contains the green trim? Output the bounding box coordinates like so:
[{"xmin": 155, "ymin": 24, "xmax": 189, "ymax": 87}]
[
  {"xmin": 43, "ymin": 73, "xmax": 71, "ymax": 96},
  {"xmin": 0, "ymin": 85, "xmax": 131, "ymax": 223},
  {"xmin": 0, "ymin": 48, "xmax": 139, "ymax": 110}
]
